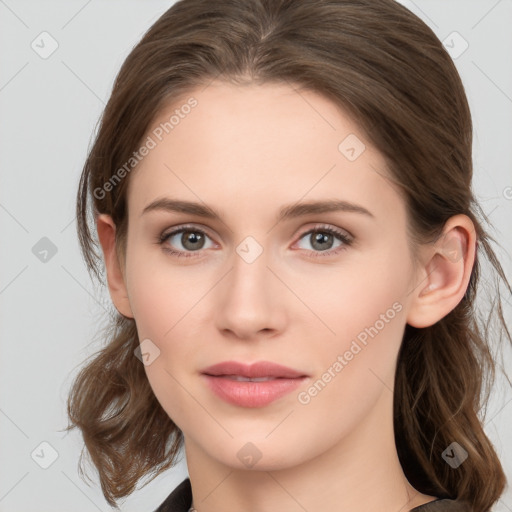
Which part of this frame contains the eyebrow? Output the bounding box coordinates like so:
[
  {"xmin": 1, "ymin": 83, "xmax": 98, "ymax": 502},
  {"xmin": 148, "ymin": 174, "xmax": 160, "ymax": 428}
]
[{"xmin": 140, "ymin": 197, "xmax": 374, "ymax": 222}]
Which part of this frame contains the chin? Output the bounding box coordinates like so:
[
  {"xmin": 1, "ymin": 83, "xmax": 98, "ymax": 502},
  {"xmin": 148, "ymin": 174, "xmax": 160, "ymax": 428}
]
[{"xmin": 205, "ymin": 436, "xmax": 319, "ymax": 473}]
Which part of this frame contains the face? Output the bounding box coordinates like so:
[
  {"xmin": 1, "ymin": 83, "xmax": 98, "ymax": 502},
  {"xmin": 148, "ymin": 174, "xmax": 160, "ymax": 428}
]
[{"xmin": 120, "ymin": 80, "xmax": 421, "ymax": 471}]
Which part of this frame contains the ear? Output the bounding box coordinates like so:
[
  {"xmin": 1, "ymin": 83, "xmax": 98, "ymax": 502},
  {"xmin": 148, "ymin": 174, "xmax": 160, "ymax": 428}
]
[
  {"xmin": 96, "ymin": 213, "xmax": 134, "ymax": 319},
  {"xmin": 406, "ymin": 214, "xmax": 477, "ymax": 328}
]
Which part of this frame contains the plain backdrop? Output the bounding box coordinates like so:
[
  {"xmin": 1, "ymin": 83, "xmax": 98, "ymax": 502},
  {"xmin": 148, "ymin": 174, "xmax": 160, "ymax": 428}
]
[{"xmin": 0, "ymin": 1, "xmax": 511, "ymax": 511}]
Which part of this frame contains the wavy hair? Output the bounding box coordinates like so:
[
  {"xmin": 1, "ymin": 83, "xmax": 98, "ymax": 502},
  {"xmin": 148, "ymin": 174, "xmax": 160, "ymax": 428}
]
[{"xmin": 65, "ymin": 0, "xmax": 511, "ymax": 509}]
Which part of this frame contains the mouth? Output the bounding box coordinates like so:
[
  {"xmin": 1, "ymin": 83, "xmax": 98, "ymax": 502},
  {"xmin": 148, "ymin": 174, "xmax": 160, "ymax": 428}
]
[
  {"xmin": 200, "ymin": 361, "xmax": 309, "ymax": 408},
  {"xmin": 216, "ymin": 375, "xmax": 287, "ymax": 382}
]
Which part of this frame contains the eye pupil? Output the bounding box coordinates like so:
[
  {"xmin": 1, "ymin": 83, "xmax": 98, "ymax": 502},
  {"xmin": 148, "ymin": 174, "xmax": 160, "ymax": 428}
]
[
  {"xmin": 311, "ymin": 232, "xmax": 333, "ymax": 250},
  {"xmin": 182, "ymin": 231, "xmax": 204, "ymax": 250}
]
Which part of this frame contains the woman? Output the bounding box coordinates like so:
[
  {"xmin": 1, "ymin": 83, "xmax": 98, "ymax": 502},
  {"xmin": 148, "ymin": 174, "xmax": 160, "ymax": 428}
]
[{"xmin": 66, "ymin": 0, "xmax": 511, "ymax": 510}]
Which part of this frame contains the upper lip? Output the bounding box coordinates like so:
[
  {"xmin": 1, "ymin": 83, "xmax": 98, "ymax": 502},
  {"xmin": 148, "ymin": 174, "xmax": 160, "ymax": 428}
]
[{"xmin": 201, "ymin": 361, "xmax": 307, "ymax": 379}]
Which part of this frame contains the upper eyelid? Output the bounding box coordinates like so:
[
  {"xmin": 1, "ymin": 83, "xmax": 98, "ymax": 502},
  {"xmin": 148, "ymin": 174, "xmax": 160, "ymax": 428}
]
[
  {"xmin": 161, "ymin": 223, "xmax": 217, "ymax": 242},
  {"xmin": 300, "ymin": 224, "xmax": 352, "ymax": 238}
]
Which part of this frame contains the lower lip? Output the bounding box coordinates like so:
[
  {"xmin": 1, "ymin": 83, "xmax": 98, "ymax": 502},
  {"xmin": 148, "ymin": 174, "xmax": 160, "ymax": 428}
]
[{"xmin": 202, "ymin": 375, "xmax": 306, "ymax": 408}]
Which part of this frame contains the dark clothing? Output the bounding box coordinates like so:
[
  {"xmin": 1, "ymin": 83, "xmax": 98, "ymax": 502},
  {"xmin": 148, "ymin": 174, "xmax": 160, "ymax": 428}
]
[
  {"xmin": 410, "ymin": 498, "xmax": 472, "ymax": 511},
  {"xmin": 154, "ymin": 478, "xmax": 471, "ymax": 511},
  {"xmin": 154, "ymin": 478, "xmax": 193, "ymax": 512}
]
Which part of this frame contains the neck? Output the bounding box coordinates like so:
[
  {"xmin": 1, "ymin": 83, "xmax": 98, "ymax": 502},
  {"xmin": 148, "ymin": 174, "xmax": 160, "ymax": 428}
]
[{"xmin": 184, "ymin": 389, "xmax": 436, "ymax": 512}]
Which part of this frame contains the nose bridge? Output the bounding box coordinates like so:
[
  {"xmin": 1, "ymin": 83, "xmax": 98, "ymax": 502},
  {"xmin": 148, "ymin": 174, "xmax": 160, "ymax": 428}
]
[
  {"xmin": 229, "ymin": 234, "xmax": 272, "ymax": 304},
  {"xmin": 214, "ymin": 235, "xmax": 284, "ymax": 337}
]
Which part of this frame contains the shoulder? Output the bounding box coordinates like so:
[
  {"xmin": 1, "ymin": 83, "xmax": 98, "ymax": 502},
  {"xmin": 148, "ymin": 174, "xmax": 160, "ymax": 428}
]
[
  {"xmin": 410, "ymin": 498, "xmax": 472, "ymax": 511},
  {"xmin": 153, "ymin": 478, "xmax": 192, "ymax": 512}
]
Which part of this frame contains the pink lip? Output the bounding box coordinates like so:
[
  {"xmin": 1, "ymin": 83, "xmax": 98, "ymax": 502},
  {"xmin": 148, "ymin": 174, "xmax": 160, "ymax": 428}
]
[{"xmin": 201, "ymin": 361, "xmax": 308, "ymax": 408}]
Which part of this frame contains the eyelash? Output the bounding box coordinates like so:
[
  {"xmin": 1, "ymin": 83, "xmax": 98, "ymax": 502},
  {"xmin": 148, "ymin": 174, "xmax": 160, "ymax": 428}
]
[{"xmin": 157, "ymin": 224, "xmax": 353, "ymax": 259}]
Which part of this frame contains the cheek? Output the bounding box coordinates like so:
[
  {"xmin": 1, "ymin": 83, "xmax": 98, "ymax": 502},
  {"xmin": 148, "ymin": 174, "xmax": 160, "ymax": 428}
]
[
  {"xmin": 335, "ymin": 267, "xmax": 408, "ymax": 352},
  {"xmin": 295, "ymin": 247, "xmax": 411, "ymax": 415},
  {"xmin": 298, "ymin": 241, "xmax": 412, "ymax": 357},
  {"xmin": 292, "ymin": 298, "xmax": 407, "ymax": 452},
  {"xmin": 124, "ymin": 247, "xmax": 214, "ymax": 425},
  {"xmin": 124, "ymin": 241, "xmax": 207, "ymax": 338}
]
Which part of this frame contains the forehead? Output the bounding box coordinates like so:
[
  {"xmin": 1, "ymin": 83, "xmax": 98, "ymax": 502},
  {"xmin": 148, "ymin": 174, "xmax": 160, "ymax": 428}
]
[{"xmin": 127, "ymin": 80, "xmax": 403, "ymax": 225}]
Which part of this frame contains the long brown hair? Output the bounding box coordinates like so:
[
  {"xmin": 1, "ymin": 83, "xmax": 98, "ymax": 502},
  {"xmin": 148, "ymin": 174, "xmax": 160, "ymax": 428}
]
[{"xmin": 65, "ymin": 0, "xmax": 511, "ymax": 509}]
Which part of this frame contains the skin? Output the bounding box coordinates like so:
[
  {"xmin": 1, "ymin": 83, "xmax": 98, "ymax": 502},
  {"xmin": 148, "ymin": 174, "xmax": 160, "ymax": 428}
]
[{"xmin": 97, "ymin": 80, "xmax": 476, "ymax": 512}]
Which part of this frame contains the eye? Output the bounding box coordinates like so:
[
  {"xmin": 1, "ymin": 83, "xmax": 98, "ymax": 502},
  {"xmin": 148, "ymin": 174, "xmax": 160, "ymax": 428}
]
[
  {"xmin": 158, "ymin": 225, "xmax": 215, "ymax": 258},
  {"xmin": 157, "ymin": 223, "xmax": 353, "ymax": 259},
  {"xmin": 294, "ymin": 225, "xmax": 353, "ymax": 257}
]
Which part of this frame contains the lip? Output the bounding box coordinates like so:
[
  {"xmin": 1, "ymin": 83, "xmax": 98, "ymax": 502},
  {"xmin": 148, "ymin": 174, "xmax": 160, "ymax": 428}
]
[{"xmin": 201, "ymin": 361, "xmax": 308, "ymax": 408}]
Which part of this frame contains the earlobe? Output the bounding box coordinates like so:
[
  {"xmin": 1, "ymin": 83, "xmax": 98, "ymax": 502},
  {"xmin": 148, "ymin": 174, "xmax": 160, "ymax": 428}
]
[
  {"xmin": 96, "ymin": 213, "xmax": 134, "ymax": 319},
  {"xmin": 406, "ymin": 215, "xmax": 476, "ymax": 328}
]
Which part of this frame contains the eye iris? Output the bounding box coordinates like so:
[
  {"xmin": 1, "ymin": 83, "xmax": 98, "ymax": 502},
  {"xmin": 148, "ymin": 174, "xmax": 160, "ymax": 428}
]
[
  {"xmin": 311, "ymin": 231, "xmax": 333, "ymax": 251},
  {"xmin": 182, "ymin": 231, "xmax": 204, "ymax": 250}
]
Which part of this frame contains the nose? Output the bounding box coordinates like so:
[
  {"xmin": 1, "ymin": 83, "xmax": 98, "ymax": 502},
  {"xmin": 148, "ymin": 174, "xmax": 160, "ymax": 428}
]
[{"xmin": 214, "ymin": 242, "xmax": 287, "ymax": 341}]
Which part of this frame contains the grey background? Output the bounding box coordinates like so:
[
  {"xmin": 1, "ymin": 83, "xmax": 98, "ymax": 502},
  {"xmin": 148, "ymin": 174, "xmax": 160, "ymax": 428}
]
[{"xmin": 0, "ymin": 1, "xmax": 511, "ymax": 511}]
